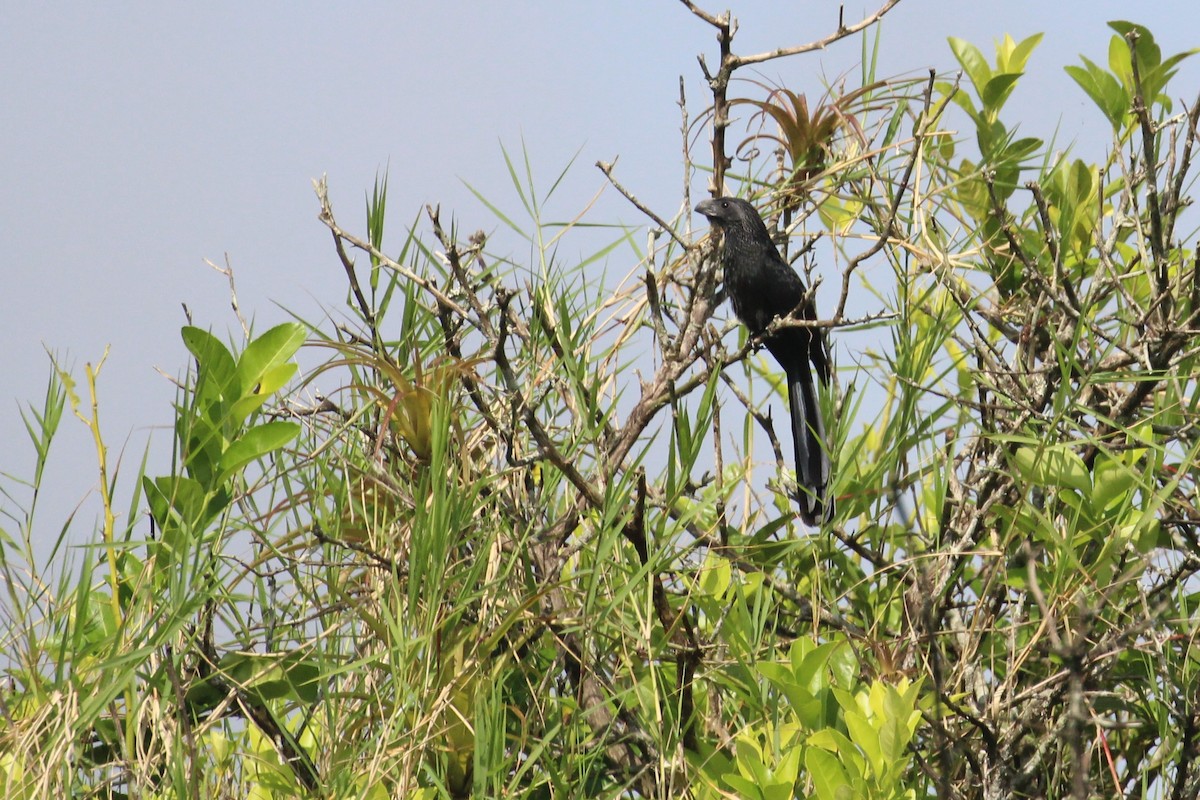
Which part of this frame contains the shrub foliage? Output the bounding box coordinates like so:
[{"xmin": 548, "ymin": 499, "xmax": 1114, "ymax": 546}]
[{"xmin": 3, "ymin": 5, "xmax": 1200, "ymax": 799}]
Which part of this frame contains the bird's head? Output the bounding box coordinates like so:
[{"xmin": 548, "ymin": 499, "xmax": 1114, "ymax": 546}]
[
  {"xmin": 694, "ymin": 196, "xmax": 746, "ymax": 228},
  {"xmin": 695, "ymin": 196, "xmax": 771, "ymax": 241}
]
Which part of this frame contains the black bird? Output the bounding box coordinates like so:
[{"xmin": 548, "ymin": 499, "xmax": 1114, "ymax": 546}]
[{"xmin": 695, "ymin": 196, "xmax": 832, "ymax": 524}]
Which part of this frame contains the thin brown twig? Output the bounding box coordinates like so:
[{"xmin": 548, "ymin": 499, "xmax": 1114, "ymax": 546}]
[
  {"xmin": 683, "ymin": 0, "xmax": 904, "ymax": 70},
  {"xmin": 596, "ymin": 159, "xmax": 690, "ymax": 249}
]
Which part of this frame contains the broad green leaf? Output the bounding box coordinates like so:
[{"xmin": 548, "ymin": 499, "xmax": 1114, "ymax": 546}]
[
  {"xmin": 733, "ymin": 736, "xmax": 770, "ymax": 787},
  {"xmin": 255, "ymin": 362, "xmax": 299, "ymax": 399},
  {"xmin": 1008, "ymin": 32, "xmax": 1045, "ymax": 73},
  {"xmin": 794, "ymin": 640, "xmax": 844, "ymax": 693},
  {"xmin": 1065, "ymin": 58, "xmax": 1128, "ymax": 128},
  {"xmin": 1109, "ymin": 21, "xmax": 1161, "ymax": 75},
  {"xmin": 230, "ymin": 362, "xmax": 298, "ymax": 424},
  {"xmin": 758, "ymin": 661, "xmax": 823, "ymax": 728},
  {"xmin": 218, "ymin": 421, "xmax": 301, "ymax": 481},
  {"xmin": 219, "ymin": 652, "xmax": 321, "ymax": 705},
  {"xmin": 843, "ymin": 707, "xmax": 882, "ymax": 776},
  {"xmin": 182, "ymin": 326, "xmax": 234, "ymax": 373},
  {"xmin": 722, "ymin": 774, "xmax": 766, "ymax": 799},
  {"xmin": 146, "ymin": 475, "xmax": 206, "ymax": 530},
  {"xmin": 1092, "ymin": 454, "xmax": 1137, "ymax": 510},
  {"xmin": 1107, "ymin": 30, "xmax": 1135, "ymax": 85},
  {"xmin": 981, "ymin": 72, "xmax": 1022, "ymax": 111},
  {"xmin": 1007, "ymin": 137, "xmax": 1043, "ymax": 162},
  {"xmin": 696, "ymin": 552, "xmax": 732, "ymax": 599},
  {"xmin": 1012, "ymin": 445, "xmax": 1091, "ymax": 493},
  {"xmin": 182, "ymin": 326, "xmax": 237, "ymax": 406},
  {"xmin": 806, "ymin": 747, "xmax": 853, "ymax": 800},
  {"xmin": 948, "ymin": 37, "xmax": 991, "ymax": 96},
  {"xmin": 877, "ymin": 681, "xmax": 921, "ymax": 762},
  {"xmin": 236, "ymin": 322, "xmax": 305, "ymax": 396},
  {"xmin": 809, "ymin": 727, "xmax": 865, "ymax": 778}
]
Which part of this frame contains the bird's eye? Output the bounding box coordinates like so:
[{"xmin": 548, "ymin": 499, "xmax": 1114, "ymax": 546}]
[{"xmin": 720, "ymin": 200, "xmax": 729, "ymax": 208}]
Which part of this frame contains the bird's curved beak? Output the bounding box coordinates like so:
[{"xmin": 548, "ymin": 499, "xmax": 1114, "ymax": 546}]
[{"xmin": 694, "ymin": 199, "xmax": 720, "ymax": 219}]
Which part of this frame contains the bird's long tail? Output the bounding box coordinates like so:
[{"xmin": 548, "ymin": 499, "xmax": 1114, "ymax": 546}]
[{"xmin": 787, "ymin": 368, "xmax": 832, "ymax": 525}]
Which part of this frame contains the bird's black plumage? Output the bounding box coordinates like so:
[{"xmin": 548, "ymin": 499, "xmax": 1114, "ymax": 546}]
[{"xmin": 696, "ymin": 196, "xmax": 832, "ymax": 524}]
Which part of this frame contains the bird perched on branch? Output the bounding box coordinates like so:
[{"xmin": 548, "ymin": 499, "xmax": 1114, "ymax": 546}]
[{"xmin": 695, "ymin": 196, "xmax": 832, "ymax": 524}]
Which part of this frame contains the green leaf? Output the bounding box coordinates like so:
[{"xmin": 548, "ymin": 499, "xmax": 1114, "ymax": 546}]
[
  {"xmin": 229, "ymin": 362, "xmax": 298, "ymax": 424},
  {"xmin": 696, "ymin": 552, "xmax": 732, "ymax": 599},
  {"xmin": 1092, "ymin": 454, "xmax": 1138, "ymax": 510},
  {"xmin": 722, "ymin": 774, "xmax": 767, "ymax": 800},
  {"xmin": 948, "ymin": 37, "xmax": 991, "ymax": 97},
  {"xmin": 1108, "ymin": 21, "xmax": 1160, "ymax": 74},
  {"xmin": 218, "ymin": 421, "xmax": 301, "ymax": 481},
  {"xmin": 843, "ymin": 707, "xmax": 882, "ymax": 776},
  {"xmin": 1012, "ymin": 445, "xmax": 1091, "ymax": 493},
  {"xmin": 1065, "ymin": 57, "xmax": 1128, "ymax": 128},
  {"xmin": 1153, "ymin": 49, "xmax": 1200, "ymax": 91},
  {"xmin": 1007, "ymin": 137, "xmax": 1043, "ymax": 162},
  {"xmin": 794, "ymin": 640, "xmax": 844, "ymax": 693},
  {"xmin": 1069, "ymin": 158, "xmax": 1095, "ymax": 197},
  {"xmin": 182, "ymin": 326, "xmax": 234, "ymax": 371},
  {"xmin": 255, "ymin": 361, "xmax": 300, "ymax": 398},
  {"xmin": 235, "ymin": 322, "xmax": 305, "ymax": 397},
  {"xmin": 975, "ymin": 118, "xmax": 1007, "ymax": 159},
  {"xmin": 1008, "ymin": 32, "xmax": 1045, "ymax": 73},
  {"xmin": 181, "ymin": 326, "xmax": 237, "ymax": 405},
  {"xmin": 146, "ymin": 475, "xmax": 206, "ymax": 530},
  {"xmin": 981, "ymin": 72, "xmax": 1023, "ymax": 111},
  {"xmin": 219, "ymin": 651, "xmax": 321, "ymax": 705},
  {"xmin": 876, "ymin": 682, "xmax": 919, "ymax": 762},
  {"xmin": 758, "ymin": 661, "xmax": 823, "ymax": 728},
  {"xmin": 732, "ymin": 736, "xmax": 771, "ymax": 790},
  {"xmin": 1107, "ymin": 30, "xmax": 1134, "ymax": 85},
  {"xmin": 366, "ymin": 166, "xmax": 388, "ymax": 280},
  {"xmin": 806, "ymin": 747, "xmax": 852, "ymax": 800}
]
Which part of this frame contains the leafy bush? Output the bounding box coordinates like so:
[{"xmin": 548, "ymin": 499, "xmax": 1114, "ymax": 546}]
[{"xmin": 3, "ymin": 5, "xmax": 1200, "ymax": 799}]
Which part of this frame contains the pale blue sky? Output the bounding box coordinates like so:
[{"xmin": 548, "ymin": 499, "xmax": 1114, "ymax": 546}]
[{"xmin": 3, "ymin": 2, "xmax": 1198, "ymax": 562}]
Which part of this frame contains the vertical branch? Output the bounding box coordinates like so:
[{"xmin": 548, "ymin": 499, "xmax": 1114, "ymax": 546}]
[
  {"xmin": 681, "ymin": 2, "xmax": 735, "ymax": 193},
  {"xmin": 684, "ymin": 0, "xmax": 904, "ymax": 197},
  {"xmin": 1127, "ymin": 31, "xmax": 1167, "ymax": 284},
  {"xmin": 707, "ymin": 16, "xmax": 735, "ymax": 194},
  {"xmin": 1164, "ymin": 92, "xmax": 1200, "ymax": 239},
  {"xmin": 680, "ymin": 76, "xmax": 695, "ymax": 235},
  {"xmin": 621, "ymin": 471, "xmax": 701, "ymax": 751},
  {"xmin": 315, "ymin": 178, "xmax": 379, "ymax": 345},
  {"xmin": 713, "ymin": 395, "xmax": 727, "ymax": 546}
]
